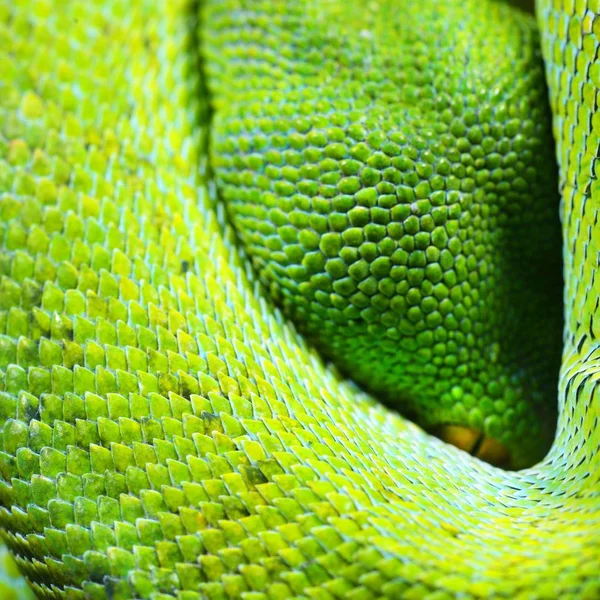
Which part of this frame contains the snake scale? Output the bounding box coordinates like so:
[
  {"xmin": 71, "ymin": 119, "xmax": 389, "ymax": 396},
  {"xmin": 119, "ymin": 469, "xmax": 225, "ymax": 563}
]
[{"xmin": 0, "ymin": 0, "xmax": 599, "ymax": 598}]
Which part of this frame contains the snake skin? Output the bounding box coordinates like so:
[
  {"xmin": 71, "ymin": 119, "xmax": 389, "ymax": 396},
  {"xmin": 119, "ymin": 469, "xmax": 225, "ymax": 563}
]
[{"xmin": 0, "ymin": 0, "xmax": 598, "ymax": 598}]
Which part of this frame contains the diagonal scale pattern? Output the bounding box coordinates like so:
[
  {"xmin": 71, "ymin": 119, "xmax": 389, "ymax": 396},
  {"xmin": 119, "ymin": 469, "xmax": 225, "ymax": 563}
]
[{"xmin": 0, "ymin": 1, "xmax": 598, "ymax": 599}]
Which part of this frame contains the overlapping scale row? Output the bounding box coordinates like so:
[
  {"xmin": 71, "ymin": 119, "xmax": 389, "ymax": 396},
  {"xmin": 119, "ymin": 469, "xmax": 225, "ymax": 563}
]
[{"xmin": 0, "ymin": 1, "xmax": 597, "ymax": 599}]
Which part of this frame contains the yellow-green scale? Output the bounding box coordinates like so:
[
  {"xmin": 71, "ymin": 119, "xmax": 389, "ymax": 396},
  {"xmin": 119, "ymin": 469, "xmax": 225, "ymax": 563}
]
[{"xmin": 0, "ymin": 1, "xmax": 598, "ymax": 599}]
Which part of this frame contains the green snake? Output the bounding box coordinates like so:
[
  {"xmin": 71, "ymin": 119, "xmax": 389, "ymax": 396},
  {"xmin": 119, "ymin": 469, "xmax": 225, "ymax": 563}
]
[{"xmin": 0, "ymin": 0, "xmax": 599, "ymax": 598}]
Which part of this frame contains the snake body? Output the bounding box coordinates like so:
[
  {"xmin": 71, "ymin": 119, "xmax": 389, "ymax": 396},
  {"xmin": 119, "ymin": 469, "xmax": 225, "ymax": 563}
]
[{"xmin": 0, "ymin": 1, "xmax": 599, "ymax": 598}]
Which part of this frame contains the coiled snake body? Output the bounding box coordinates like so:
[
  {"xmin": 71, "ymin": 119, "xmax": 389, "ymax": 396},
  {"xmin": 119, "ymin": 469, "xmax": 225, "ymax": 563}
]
[{"xmin": 0, "ymin": 0, "xmax": 599, "ymax": 598}]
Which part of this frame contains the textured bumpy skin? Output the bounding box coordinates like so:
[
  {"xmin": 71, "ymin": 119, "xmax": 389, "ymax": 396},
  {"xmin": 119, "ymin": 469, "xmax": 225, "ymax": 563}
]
[
  {"xmin": 203, "ymin": 0, "xmax": 563, "ymax": 468},
  {"xmin": 0, "ymin": 1, "xmax": 599, "ymax": 599}
]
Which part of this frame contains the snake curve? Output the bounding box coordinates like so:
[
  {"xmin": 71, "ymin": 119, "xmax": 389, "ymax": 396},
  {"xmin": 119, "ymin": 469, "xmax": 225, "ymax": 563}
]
[{"xmin": 0, "ymin": 1, "xmax": 599, "ymax": 599}]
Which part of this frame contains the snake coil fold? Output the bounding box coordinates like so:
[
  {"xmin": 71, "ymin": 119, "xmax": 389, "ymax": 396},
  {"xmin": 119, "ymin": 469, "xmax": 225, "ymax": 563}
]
[{"xmin": 0, "ymin": 1, "xmax": 599, "ymax": 599}]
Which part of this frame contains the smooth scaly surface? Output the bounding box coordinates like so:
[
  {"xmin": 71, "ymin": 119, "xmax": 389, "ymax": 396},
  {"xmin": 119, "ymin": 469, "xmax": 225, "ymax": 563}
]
[
  {"xmin": 0, "ymin": 1, "xmax": 598, "ymax": 599},
  {"xmin": 0, "ymin": 544, "xmax": 33, "ymax": 600}
]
